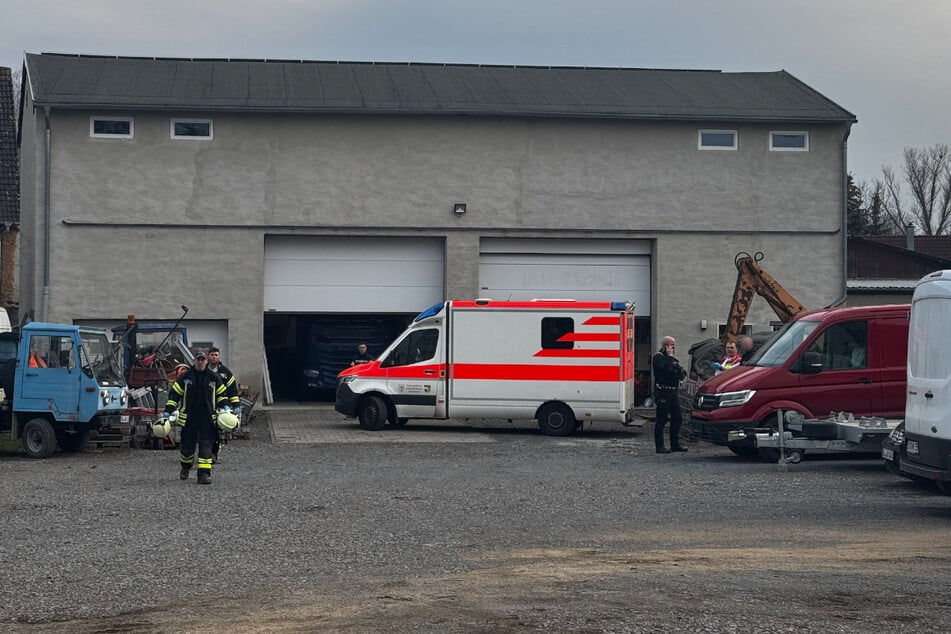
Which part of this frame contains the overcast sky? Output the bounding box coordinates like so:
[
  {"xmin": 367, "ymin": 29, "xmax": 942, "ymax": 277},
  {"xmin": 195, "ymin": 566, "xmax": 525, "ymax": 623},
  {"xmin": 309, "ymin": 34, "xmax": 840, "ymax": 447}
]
[{"xmin": 2, "ymin": 0, "xmax": 949, "ymax": 183}]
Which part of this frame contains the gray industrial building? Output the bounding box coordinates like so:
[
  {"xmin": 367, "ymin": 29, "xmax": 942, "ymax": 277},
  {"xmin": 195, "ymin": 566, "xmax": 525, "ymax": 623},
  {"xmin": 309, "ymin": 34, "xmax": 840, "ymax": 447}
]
[{"xmin": 17, "ymin": 53, "xmax": 855, "ymax": 401}]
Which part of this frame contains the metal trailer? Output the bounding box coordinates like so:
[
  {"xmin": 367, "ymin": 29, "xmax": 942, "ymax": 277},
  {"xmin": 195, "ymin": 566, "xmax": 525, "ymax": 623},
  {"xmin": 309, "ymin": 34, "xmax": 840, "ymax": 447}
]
[{"xmin": 732, "ymin": 411, "xmax": 900, "ymax": 464}]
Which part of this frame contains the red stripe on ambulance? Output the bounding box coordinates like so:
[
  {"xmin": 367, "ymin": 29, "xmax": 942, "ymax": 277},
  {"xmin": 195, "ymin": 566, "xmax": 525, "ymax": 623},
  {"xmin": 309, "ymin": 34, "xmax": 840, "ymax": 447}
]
[{"xmin": 452, "ymin": 363, "xmax": 620, "ymax": 381}]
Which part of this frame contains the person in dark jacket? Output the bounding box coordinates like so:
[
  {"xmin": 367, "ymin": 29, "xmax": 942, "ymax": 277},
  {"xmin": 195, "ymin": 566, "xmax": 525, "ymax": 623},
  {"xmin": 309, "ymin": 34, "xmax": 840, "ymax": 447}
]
[
  {"xmin": 206, "ymin": 346, "xmax": 240, "ymax": 463},
  {"xmin": 652, "ymin": 335, "xmax": 687, "ymax": 453},
  {"xmin": 164, "ymin": 350, "xmax": 228, "ymax": 485},
  {"xmin": 351, "ymin": 342, "xmax": 373, "ymax": 366}
]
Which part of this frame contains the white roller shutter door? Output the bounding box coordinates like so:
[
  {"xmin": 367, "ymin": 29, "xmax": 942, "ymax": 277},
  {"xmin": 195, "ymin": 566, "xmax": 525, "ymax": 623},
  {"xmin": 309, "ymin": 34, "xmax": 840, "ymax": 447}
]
[
  {"xmin": 479, "ymin": 238, "xmax": 651, "ymax": 315},
  {"xmin": 264, "ymin": 237, "xmax": 445, "ymax": 313}
]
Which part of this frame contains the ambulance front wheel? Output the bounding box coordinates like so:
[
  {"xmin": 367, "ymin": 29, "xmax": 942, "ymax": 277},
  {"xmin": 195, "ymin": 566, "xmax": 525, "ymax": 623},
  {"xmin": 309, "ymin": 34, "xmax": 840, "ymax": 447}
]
[
  {"xmin": 357, "ymin": 395, "xmax": 388, "ymax": 431},
  {"xmin": 538, "ymin": 402, "xmax": 577, "ymax": 437}
]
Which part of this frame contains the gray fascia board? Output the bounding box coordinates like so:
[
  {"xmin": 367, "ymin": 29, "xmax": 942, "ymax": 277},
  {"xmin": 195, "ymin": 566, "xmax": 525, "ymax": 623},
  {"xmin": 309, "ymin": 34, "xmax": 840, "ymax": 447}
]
[{"xmin": 31, "ymin": 100, "xmax": 857, "ymax": 123}]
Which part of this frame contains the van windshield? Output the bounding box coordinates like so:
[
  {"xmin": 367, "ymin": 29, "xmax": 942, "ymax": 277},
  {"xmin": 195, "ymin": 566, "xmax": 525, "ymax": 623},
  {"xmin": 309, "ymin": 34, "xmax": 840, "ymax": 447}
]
[{"xmin": 751, "ymin": 320, "xmax": 820, "ymax": 368}]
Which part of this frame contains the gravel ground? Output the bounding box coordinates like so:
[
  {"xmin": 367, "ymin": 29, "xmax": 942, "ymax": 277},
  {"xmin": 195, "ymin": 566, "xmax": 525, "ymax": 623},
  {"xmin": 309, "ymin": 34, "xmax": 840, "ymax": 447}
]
[{"xmin": 1, "ymin": 412, "xmax": 951, "ymax": 633}]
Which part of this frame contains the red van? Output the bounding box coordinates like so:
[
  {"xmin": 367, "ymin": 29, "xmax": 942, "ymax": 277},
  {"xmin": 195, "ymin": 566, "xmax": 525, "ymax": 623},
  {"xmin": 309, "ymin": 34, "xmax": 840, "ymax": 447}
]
[{"xmin": 690, "ymin": 304, "xmax": 909, "ymax": 456}]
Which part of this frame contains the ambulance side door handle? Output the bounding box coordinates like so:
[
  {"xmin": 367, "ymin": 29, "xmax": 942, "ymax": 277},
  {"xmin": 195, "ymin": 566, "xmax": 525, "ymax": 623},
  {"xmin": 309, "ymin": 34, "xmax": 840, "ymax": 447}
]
[{"xmin": 423, "ymin": 369, "xmax": 436, "ymax": 376}]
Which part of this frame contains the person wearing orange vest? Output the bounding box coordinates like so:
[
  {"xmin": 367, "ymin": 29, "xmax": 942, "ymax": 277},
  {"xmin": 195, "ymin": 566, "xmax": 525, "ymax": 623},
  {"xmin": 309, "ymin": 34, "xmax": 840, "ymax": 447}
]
[{"xmin": 28, "ymin": 349, "xmax": 47, "ymax": 368}]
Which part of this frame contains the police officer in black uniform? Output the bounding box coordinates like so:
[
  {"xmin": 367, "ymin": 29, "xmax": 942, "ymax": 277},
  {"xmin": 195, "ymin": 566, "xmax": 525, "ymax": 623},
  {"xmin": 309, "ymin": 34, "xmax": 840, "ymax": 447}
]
[{"xmin": 652, "ymin": 335, "xmax": 688, "ymax": 453}]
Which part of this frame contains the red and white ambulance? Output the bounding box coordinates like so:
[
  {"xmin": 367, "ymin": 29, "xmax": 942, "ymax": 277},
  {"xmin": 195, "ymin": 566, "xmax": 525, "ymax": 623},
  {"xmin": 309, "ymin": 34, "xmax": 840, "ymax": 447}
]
[{"xmin": 335, "ymin": 299, "xmax": 637, "ymax": 435}]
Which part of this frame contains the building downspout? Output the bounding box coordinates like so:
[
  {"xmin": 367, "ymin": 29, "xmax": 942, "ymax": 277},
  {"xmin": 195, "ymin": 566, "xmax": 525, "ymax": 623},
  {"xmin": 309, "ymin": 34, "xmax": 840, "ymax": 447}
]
[
  {"xmin": 41, "ymin": 106, "xmax": 51, "ymax": 322},
  {"xmin": 827, "ymin": 125, "xmax": 852, "ymax": 308}
]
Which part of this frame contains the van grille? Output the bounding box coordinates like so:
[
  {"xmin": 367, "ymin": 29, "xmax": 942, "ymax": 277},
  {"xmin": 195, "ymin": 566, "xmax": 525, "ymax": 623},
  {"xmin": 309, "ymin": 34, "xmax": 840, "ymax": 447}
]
[{"xmin": 694, "ymin": 393, "xmax": 719, "ymax": 410}]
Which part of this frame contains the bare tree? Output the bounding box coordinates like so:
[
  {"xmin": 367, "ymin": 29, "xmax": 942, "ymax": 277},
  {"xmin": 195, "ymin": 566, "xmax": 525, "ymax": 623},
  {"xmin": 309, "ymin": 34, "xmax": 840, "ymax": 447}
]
[{"xmin": 876, "ymin": 144, "xmax": 951, "ymax": 235}]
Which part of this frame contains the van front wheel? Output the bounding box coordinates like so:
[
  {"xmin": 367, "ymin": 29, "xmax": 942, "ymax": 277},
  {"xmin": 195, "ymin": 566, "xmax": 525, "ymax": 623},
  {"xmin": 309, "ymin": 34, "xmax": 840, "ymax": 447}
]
[
  {"xmin": 357, "ymin": 396, "xmax": 387, "ymax": 431},
  {"xmin": 538, "ymin": 403, "xmax": 576, "ymax": 436}
]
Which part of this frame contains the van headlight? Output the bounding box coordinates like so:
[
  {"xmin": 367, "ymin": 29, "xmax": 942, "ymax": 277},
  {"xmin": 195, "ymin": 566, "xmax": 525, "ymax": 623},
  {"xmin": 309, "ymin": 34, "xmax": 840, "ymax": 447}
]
[{"xmin": 716, "ymin": 390, "xmax": 756, "ymax": 408}]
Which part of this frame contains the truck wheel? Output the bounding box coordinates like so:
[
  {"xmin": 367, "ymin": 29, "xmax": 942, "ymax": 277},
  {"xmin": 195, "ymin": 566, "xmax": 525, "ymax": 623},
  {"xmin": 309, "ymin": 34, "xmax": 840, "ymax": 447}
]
[
  {"xmin": 357, "ymin": 396, "xmax": 387, "ymax": 431},
  {"xmin": 538, "ymin": 403, "xmax": 576, "ymax": 436},
  {"xmin": 22, "ymin": 418, "xmax": 56, "ymax": 459},
  {"xmin": 57, "ymin": 429, "xmax": 91, "ymax": 453}
]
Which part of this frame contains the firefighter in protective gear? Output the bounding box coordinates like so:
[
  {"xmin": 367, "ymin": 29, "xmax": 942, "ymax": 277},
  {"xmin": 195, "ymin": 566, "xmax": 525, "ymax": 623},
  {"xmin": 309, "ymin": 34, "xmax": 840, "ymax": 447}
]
[
  {"xmin": 206, "ymin": 346, "xmax": 240, "ymax": 463},
  {"xmin": 164, "ymin": 349, "xmax": 228, "ymax": 485}
]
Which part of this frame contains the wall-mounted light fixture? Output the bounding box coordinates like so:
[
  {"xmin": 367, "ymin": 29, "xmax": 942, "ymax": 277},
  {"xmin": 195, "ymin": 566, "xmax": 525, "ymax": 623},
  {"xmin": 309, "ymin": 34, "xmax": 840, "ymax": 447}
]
[
  {"xmin": 453, "ymin": 203, "xmax": 467, "ymax": 216},
  {"xmin": 700, "ymin": 319, "xmax": 708, "ymax": 331}
]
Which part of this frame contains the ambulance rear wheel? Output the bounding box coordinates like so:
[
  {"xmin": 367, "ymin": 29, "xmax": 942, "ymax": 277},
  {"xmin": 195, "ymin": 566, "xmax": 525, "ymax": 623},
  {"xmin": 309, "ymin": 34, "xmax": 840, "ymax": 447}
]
[
  {"xmin": 357, "ymin": 396, "xmax": 387, "ymax": 431},
  {"xmin": 538, "ymin": 403, "xmax": 576, "ymax": 436},
  {"xmin": 23, "ymin": 418, "xmax": 56, "ymax": 459}
]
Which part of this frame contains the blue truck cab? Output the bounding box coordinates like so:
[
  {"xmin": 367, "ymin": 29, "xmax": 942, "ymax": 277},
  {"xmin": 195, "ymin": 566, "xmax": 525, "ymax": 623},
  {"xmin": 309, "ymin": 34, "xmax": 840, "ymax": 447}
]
[{"xmin": 2, "ymin": 322, "xmax": 128, "ymax": 458}]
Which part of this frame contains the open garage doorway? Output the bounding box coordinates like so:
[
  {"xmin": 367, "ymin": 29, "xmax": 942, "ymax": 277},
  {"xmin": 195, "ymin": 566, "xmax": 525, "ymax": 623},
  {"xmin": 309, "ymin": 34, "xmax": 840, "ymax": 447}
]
[{"xmin": 264, "ymin": 313, "xmax": 412, "ymax": 402}]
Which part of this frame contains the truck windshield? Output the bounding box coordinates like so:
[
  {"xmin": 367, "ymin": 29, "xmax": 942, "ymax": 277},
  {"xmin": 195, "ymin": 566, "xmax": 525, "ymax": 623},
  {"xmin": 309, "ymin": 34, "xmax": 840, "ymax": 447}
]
[
  {"xmin": 80, "ymin": 331, "xmax": 125, "ymax": 385},
  {"xmin": 751, "ymin": 320, "xmax": 820, "ymax": 368}
]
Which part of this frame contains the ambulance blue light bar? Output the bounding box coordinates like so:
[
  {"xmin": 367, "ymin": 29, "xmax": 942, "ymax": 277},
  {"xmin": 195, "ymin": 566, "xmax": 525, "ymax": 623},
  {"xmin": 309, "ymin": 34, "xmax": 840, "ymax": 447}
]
[{"xmin": 414, "ymin": 302, "xmax": 447, "ymax": 322}]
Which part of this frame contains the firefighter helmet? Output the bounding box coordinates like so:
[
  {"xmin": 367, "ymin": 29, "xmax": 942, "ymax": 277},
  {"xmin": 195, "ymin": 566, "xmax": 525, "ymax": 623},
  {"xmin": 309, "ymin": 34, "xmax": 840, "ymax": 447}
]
[
  {"xmin": 151, "ymin": 419, "xmax": 171, "ymax": 438},
  {"xmin": 217, "ymin": 410, "xmax": 240, "ymax": 432}
]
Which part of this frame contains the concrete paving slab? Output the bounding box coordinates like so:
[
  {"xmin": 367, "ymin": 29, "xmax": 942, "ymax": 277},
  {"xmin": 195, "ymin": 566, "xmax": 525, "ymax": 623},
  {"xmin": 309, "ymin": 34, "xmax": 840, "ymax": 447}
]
[{"xmin": 265, "ymin": 405, "xmax": 498, "ymax": 444}]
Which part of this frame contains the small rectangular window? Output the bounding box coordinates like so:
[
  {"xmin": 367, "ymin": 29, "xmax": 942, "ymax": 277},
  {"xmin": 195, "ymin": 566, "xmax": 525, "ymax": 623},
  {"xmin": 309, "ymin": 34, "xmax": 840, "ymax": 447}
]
[
  {"xmin": 698, "ymin": 130, "xmax": 737, "ymax": 150},
  {"xmin": 770, "ymin": 131, "xmax": 808, "ymax": 151},
  {"xmin": 90, "ymin": 117, "xmax": 133, "ymax": 138},
  {"xmin": 171, "ymin": 119, "xmax": 213, "ymax": 140},
  {"xmin": 542, "ymin": 317, "xmax": 574, "ymax": 350}
]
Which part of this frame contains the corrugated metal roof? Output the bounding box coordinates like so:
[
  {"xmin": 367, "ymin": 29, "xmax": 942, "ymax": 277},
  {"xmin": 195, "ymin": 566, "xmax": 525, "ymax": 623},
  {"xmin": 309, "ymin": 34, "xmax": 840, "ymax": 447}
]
[
  {"xmin": 0, "ymin": 66, "xmax": 19, "ymax": 227},
  {"xmin": 24, "ymin": 53, "xmax": 856, "ymax": 122},
  {"xmin": 866, "ymin": 235, "xmax": 951, "ymax": 261},
  {"xmin": 846, "ymin": 279, "xmax": 917, "ymax": 291}
]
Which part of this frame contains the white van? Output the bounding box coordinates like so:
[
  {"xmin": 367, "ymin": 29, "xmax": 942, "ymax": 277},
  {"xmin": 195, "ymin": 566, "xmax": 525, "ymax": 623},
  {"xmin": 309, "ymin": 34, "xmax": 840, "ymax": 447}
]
[{"xmin": 895, "ymin": 270, "xmax": 951, "ymax": 493}]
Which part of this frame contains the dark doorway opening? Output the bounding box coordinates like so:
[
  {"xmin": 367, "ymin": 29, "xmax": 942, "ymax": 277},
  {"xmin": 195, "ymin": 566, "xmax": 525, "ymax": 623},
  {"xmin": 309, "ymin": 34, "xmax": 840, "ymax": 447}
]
[{"xmin": 264, "ymin": 313, "xmax": 411, "ymax": 402}]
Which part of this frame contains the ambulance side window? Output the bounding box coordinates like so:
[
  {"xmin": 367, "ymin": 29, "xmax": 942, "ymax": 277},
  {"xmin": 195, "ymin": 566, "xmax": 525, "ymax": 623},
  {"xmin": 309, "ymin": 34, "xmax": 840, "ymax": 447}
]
[
  {"xmin": 381, "ymin": 329, "xmax": 439, "ymax": 367},
  {"xmin": 542, "ymin": 318, "xmax": 574, "ymax": 350}
]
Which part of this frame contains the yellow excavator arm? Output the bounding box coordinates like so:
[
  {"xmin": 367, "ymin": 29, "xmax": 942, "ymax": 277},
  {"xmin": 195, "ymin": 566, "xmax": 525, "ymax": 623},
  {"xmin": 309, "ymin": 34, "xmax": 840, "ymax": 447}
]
[{"xmin": 725, "ymin": 252, "xmax": 806, "ymax": 342}]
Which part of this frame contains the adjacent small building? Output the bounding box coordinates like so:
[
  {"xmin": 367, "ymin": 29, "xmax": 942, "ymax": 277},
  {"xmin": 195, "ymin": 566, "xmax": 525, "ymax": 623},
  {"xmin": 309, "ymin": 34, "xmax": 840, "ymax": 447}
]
[
  {"xmin": 0, "ymin": 66, "xmax": 19, "ymax": 316},
  {"xmin": 17, "ymin": 53, "xmax": 856, "ymax": 400},
  {"xmin": 848, "ymin": 232, "xmax": 951, "ymax": 305}
]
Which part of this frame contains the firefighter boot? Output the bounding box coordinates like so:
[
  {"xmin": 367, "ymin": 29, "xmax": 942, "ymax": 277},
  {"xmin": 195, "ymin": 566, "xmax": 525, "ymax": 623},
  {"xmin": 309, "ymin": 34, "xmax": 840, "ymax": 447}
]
[
  {"xmin": 197, "ymin": 471, "xmax": 211, "ymax": 485},
  {"xmin": 179, "ymin": 465, "xmax": 191, "ymax": 480}
]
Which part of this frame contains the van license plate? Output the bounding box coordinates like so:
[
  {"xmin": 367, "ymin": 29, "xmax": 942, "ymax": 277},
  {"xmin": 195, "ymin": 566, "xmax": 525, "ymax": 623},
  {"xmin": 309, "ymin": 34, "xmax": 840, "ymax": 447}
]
[
  {"xmin": 881, "ymin": 447, "xmax": 893, "ymax": 461},
  {"xmin": 907, "ymin": 440, "xmax": 919, "ymax": 454}
]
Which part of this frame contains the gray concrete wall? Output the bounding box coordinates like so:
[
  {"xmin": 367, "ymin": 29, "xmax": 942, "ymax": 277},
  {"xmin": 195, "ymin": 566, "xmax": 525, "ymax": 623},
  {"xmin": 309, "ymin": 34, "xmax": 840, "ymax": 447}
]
[
  {"xmin": 17, "ymin": 89, "xmax": 40, "ymax": 321},
  {"xmin": 18, "ymin": 106, "xmax": 849, "ymax": 392},
  {"xmin": 45, "ymin": 112, "xmax": 844, "ymax": 232}
]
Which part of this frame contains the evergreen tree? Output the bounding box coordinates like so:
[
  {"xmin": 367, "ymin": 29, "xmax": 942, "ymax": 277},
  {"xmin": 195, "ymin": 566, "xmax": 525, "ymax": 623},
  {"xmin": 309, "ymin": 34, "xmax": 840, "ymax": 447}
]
[{"xmin": 846, "ymin": 174, "xmax": 868, "ymax": 236}]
